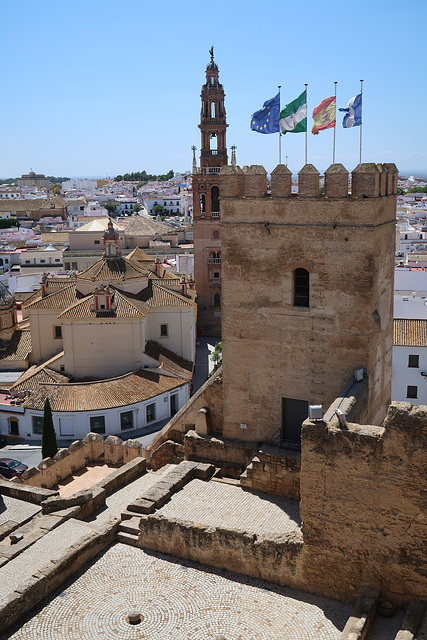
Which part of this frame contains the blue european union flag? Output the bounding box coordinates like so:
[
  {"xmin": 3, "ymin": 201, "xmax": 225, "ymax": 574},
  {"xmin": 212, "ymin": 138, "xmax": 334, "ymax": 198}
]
[{"xmin": 250, "ymin": 93, "xmax": 280, "ymax": 134}]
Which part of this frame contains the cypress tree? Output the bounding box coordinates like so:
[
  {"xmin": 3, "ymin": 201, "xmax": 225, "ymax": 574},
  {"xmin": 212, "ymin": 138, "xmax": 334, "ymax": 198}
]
[{"xmin": 41, "ymin": 397, "xmax": 58, "ymax": 459}]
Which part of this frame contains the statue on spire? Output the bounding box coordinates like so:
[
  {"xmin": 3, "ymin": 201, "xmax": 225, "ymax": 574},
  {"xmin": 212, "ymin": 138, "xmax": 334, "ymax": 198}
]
[{"xmin": 209, "ymin": 46, "xmax": 214, "ymax": 62}]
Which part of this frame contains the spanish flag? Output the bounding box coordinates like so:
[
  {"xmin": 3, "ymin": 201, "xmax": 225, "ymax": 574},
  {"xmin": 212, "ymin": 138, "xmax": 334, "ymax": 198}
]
[{"xmin": 312, "ymin": 96, "xmax": 336, "ymax": 135}]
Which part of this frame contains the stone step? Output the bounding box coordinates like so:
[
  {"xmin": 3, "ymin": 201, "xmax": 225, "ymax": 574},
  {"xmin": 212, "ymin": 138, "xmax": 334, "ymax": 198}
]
[
  {"xmin": 120, "ymin": 509, "xmax": 137, "ymax": 521},
  {"xmin": 127, "ymin": 498, "xmax": 156, "ymax": 515},
  {"xmin": 396, "ymin": 601, "xmax": 427, "ymax": 640},
  {"xmin": 119, "ymin": 517, "xmax": 140, "ymax": 535},
  {"xmin": 117, "ymin": 531, "xmax": 140, "ymax": 548}
]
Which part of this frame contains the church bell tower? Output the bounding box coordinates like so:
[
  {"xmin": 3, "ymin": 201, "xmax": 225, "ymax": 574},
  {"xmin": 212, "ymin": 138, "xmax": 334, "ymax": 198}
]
[{"xmin": 192, "ymin": 47, "xmax": 228, "ymax": 337}]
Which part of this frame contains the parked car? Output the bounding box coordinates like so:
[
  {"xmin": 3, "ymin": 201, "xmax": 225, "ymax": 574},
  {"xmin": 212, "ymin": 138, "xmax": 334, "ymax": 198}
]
[
  {"xmin": 0, "ymin": 435, "xmax": 7, "ymax": 448},
  {"xmin": 0, "ymin": 458, "xmax": 28, "ymax": 479}
]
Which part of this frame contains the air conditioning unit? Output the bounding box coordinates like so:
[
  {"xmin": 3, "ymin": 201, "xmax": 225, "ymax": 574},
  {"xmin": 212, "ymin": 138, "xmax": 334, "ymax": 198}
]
[{"xmin": 309, "ymin": 405, "xmax": 323, "ymax": 420}]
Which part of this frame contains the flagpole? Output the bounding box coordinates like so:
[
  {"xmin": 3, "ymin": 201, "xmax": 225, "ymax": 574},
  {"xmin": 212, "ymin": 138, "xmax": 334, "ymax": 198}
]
[
  {"xmin": 333, "ymin": 81, "xmax": 338, "ymax": 164},
  {"xmin": 278, "ymin": 85, "xmax": 282, "ymax": 165},
  {"xmin": 359, "ymin": 79, "xmax": 364, "ymax": 165},
  {"xmin": 304, "ymin": 83, "xmax": 308, "ymax": 165}
]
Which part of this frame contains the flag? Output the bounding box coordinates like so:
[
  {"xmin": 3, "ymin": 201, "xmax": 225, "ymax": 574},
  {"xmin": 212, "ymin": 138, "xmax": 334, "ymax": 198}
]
[
  {"xmin": 279, "ymin": 90, "xmax": 307, "ymax": 133},
  {"xmin": 311, "ymin": 97, "xmax": 336, "ymax": 135},
  {"xmin": 339, "ymin": 93, "xmax": 362, "ymax": 128},
  {"xmin": 250, "ymin": 93, "xmax": 280, "ymax": 134}
]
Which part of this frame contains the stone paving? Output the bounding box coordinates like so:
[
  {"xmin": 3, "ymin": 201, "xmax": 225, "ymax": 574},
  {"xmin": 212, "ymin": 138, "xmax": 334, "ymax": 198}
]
[
  {"xmin": 0, "ymin": 518, "xmax": 93, "ymax": 600},
  {"xmin": 158, "ymin": 478, "xmax": 302, "ymax": 539},
  {"xmin": 58, "ymin": 463, "xmax": 115, "ymax": 497},
  {"xmin": 86, "ymin": 467, "xmax": 171, "ymax": 528},
  {"xmin": 4, "ymin": 543, "xmax": 352, "ymax": 640},
  {"xmin": 0, "ymin": 495, "xmax": 40, "ymax": 527}
]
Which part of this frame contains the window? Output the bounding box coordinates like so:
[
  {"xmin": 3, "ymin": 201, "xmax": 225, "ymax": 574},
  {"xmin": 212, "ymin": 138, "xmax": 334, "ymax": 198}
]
[
  {"xmin": 64, "ymin": 262, "xmax": 70, "ymax": 270},
  {"xmin": 213, "ymin": 272, "xmax": 220, "ymax": 283},
  {"xmin": 214, "ymin": 292, "xmax": 221, "ymax": 307},
  {"xmin": 25, "ymin": 260, "xmax": 30, "ymax": 264},
  {"xmin": 40, "ymin": 260, "xmax": 45, "ymax": 263},
  {"xmin": 160, "ymin": 324, "xmax": 168, "ymax": 337},
  {"xmin": 407, "ymin": 385, "xmax": 418, "ymax": 399},
  {"xmin": 72, "ymin": 262, "xmax": 78, "ymax": 270},
  {"xmin": 90, "ymin": 415, "xmax": 105, "ymax": 434},
  {"xmin": 54, "ymin": 325, "xmax": 62, "ymax": 339},
  {"xmin": 120, "ymin": 410, "xmax": 133, "ymax": 430},
  {"xmin": 211, "ymin": 186, "xmax": 219, "ymax": 213},
  {"xmin": 146, "ymin": 403, "xmax": 156, "ymax": 422},
  {"xmin": 9, "ymin": 419, "xmax": 19, "ymax": 436},
  {"xmin": 408, "ymin": 354, "xmax": 419, "ymax": 368},
  {"xmin": 293, "ymin": 268, "xmax": 310, "ymax": 307},
  {"xmin": 213, "ymin": 230, "xmax": 219, "ymax": 239},
  {"xmin": 32, "ymin": 415, "xmax": 43, "ymax": 434},
  {"xmin": 54, "ymin": 258, "xmax": 61, "ymax": 262},
  {"xmin": 94, "ymin": 240, "xmax": 100, "ymax": 245}
]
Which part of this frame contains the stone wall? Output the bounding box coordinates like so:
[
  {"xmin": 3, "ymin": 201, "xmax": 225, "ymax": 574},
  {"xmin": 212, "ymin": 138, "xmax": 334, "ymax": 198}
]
[
  {"xmin": 300, "ymin": 401, "xmax": 427, "ymax": 603},
  {"xmin": 240, "ymin": 446, "xmax": 301, "ymax": 499},
  {"xmin": 220, "ymin": 162, "xmax": 396, "ymax": 444},
  {"xmin": 145, "ymin": 367, "xmax": 223, "ymax": 469},
  {"xmin": 21, "ymin": 433, "xmax": 143, "ymax": 489}
]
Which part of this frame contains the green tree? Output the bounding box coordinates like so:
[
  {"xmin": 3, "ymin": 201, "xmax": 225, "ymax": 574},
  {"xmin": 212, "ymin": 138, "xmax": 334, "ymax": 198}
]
[
  {"xmin": 407, "ymin": 186, "xmax": 427, "ymax": 194},
  {"xmin": 397, "ymin": 188, "xmax": 405, "ymax": 196},
  {"xmin": 212, "ymin": 341, "xmax": 222, "ymax": 369},
  {"xmin": 153, "ymin": 204, "xmax": 164, "ymax": 215},
  {"xmin": 133, "ymin": 203, "xmax": 142, "ymax": 213},
  {"xmin": 41, "ymin": 397, "xmax": 58, "ymax": 460},
  {"xmin": 104, "ymin": 201, "xmax": 117, "ymax": 216},
  {"xmin": 50, "ymin": 183, "xmax": 61, "ymax": 196}
]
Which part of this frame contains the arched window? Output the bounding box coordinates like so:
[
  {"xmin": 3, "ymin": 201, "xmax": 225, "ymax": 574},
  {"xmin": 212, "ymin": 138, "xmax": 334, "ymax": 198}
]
[
  {"xmin": 211, "ymin": 101, "xmax": 216, "ymax": 118},
  {"xmin": 211, "ymin": 186, "xmax": 219, "ymax": 212},
  {"xmin": 293, "ymin": 268, "xmax": 309, "ymax": 307},
  {"xmin": 214, "ymin": 292, "xmax": 221, "ymax": 307},
  {"xmin": 200, "ymin": 194, "xmax": 205, "ymax": 213},
  {"xmin": 210, "ymin": 133, "xmax": 217, "ymax": 151}
]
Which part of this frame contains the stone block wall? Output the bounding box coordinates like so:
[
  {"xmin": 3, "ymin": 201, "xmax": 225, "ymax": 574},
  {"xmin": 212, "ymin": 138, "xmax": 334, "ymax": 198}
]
[
  {"xmin": 299, "ymin": 401, "xmax": 427, "ymax": 603},
  {"xmin": 240, "ymin": 447, "xmax": 301, "ymax": 499},
  {"xmin": 21, "ymin": 433, "xmax": 143, "ymax": 489}
]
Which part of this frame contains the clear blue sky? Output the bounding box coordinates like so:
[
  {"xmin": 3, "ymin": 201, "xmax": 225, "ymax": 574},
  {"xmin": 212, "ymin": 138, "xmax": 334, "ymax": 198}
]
[{"xmin": 1, "ymin": 0, "xmax": 426, "ymax": 178}]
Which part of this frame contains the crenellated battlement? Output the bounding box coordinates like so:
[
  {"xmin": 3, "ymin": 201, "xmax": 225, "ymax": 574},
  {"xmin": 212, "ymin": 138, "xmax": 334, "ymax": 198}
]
[{"xmin": 220, "ymin": 162, "xmax": 398, "ymax": 198}]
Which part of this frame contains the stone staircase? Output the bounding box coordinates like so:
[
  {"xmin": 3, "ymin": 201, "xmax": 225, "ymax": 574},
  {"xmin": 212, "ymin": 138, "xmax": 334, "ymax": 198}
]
[{"xmin": 341, "ymin": 587, "xmax": 427, "ymax": 640}]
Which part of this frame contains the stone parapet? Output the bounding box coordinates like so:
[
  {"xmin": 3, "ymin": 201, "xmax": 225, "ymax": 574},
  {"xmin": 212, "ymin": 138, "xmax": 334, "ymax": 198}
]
[
  {"xmin": 243, "ymin": 165, "xmax": 267, "ymax": 197},
  {"xmin": 219, "ymin": 165, "xmax": 244, "ymax": 197},
  {"xmin": 240, "ymin": 447, "xmax": 301, "ymax": 499},
  {"xmin": 324, "ymin": 163, "xmax": 349, "ymax": 198},
  {"xmin": 351, "ymin": 162, "xmax": 380, "ymax": 197},
  {"xmin": 298, "ymin": 164, "xmax": 320, "ymax": 197},
  {"xmin": 270, "ymin": 164, "xmax": 292, "ymax": 197}
]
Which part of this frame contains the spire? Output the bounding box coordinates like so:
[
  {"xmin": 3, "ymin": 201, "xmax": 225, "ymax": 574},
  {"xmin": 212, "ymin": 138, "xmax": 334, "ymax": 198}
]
[
  {"xmin": 191, "ymin": 145, "xmax": 197, "ymax": 174},
  {"xmin": 231, "ymin": 145, "xmax": 237, "ymax": 166},
  {"xmin": 103, "ymin": 218, "xmax": 121, "ymax": 258}
]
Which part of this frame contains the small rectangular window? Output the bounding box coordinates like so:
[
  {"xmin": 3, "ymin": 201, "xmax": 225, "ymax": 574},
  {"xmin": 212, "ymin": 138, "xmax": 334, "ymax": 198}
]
[
  {"xmin": 146, "ymin": 403, "xmax": 156, "ymax": 422},
  {"xmin": 54, "ymin": 325, "xmax": 62, "ymax": 339},
  {"xmin": 408, "ymin": 354, "xmax": 419, "ymax": 368},
  {"xmin": 407, "ymin": 385, "xmax": 418, "ymax": 399},
  {"xmin": 120, "ymin": 410, "xmax": 133, "ymax": 430},
  {"xmin": 94, "ymin": 240, "xmax": 100, "ymax": 245},
  {"xmin": 160, "ymin": 324, "xmax": 168, "ymax": 337},
  {"xmin": 32, "ymin": 415, "xmax": 43, "ymax": 434},
  {"xmin": 90, "ymin": 415, "xmax": 105, "ymax": 434}
]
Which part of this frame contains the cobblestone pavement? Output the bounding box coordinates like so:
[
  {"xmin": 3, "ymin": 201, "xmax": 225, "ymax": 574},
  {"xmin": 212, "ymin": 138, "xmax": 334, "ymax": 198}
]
[
  {"xmin": 0, "ymin": 519, "xmax": 93, "ymax": 600},
  {"xmin": 158, "ymin": 479, "xmax": 302, "ymax": 539},
  {"xmin": 86, "ymin": 467, "xmax": 171, "ymax": 528},
  {"xmin": 0, "ymin": 495, "xmax": 40, "ymax": 527},
  {"xmin": 5, "ymin": 543, "xmax": 352, "ymax": 640}
]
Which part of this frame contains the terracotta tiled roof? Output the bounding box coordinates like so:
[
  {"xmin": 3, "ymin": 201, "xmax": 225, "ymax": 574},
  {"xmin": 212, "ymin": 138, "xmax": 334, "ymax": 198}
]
[
  {"xmin": 0, "ymin": 329, "xmax": 32, "ymax": 363},
  {"xmin": 145, "ymin": 340, "xmax": 193, "ymax": 378},
  {"xmin": 21, "ymin": 278, "xmax": 76, "ymax": 309},
  {"xmin": 126, "ymin": 246, "xmax": 152, "ymax": 263},
  {"xmin": 11, "ymin": 354, "xmax": 68, "ymax": 392},
  {"xmin": 124, "ymin": 215, "xmax": 172, "ymax": 236},
  {"xmin": 23, "ymin": 368, "xmax": 189, "ymax": 412},
  {"xmin": 41, "ymin": 232, "xmax": 69, "ymax": 243},
  {"xmin": 77, "ymin": 256, "xmax": 149, "ymax": 282},
  {"xmin": 24, "ymin": 284, "xmax": 81, "ymax": 311},
  {"xmin": 140, "ymin": 281, "xmax": 194, "ymax": 307},
  {"xmin": 58, "ymin": 289, "xmax": 147, "ymax": 319},
  {"xmin": 394, "ymin": 319, "xmax": 427, "ymax": 346}
]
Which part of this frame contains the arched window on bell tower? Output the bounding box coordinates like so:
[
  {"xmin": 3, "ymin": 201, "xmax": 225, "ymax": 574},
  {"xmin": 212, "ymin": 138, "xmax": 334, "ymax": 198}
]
[
  {"xmin": 211, "ymin": 186, "xmax": 219, "ymax": 213},
  {"xmin": 200, "ymin": 194, "xmax": 205, "ymax": 213},
  {"xmin": 293, "ymin": 268, "xmax": 310, "ymax": 307},
  {"xmin": 211, "ymin": 101, "xmax": 216, "ymax": 118}
]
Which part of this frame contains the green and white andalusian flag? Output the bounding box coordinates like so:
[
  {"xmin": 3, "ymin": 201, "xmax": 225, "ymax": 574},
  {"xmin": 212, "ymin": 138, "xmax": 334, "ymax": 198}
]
[{"xmin": 279, "ymin": 90, "xmax": 307, "ymax": 134}]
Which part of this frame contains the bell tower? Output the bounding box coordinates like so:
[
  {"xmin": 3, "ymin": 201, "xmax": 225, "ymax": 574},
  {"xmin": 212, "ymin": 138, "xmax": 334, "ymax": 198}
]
[{"xmin": 192, "ymin": 47, "xmax": 228, "ymax": 337}]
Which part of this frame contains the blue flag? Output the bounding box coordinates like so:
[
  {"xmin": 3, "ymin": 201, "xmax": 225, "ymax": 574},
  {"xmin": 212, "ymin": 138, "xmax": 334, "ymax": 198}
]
[
  {"xmin": 250, "ymin": 93, "xmax": 280, "ymax": 134},
  {"xmin": 339, "ymin": 93, "xmax": 362, "ymax": 128}
]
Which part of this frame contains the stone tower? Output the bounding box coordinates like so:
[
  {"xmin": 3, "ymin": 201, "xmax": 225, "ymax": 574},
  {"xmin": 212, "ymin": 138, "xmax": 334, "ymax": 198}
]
[
  {"xmin": 220, "ymin": 162, "xmax": 398, "ymax": 445},
  {"xmin": 192, "ymin": 47, "xmax": 228, "ymax": 336}
]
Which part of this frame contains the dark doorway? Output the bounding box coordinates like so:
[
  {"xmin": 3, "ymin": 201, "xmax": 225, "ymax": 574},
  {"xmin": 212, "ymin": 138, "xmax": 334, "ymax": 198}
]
[
  {"xmin": 281, "ymin": 398, "xmax": 308, "ymax": 450},
  {"xmin": 9, "ymin": 420, "xmax": 19, "ymax": 436},
  {"xmin": 170, "ymin": 394, "xmax": 178, "ymax": 417}
]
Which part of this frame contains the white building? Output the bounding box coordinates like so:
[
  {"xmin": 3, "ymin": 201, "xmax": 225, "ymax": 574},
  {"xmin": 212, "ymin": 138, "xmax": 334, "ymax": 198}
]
[
  {"xmin": 392, "ymin": 319, "xmax": 427, "ymax": 405},
  {"xmin": 144, "ymin": 196, "xmax": 181, "ymax": 215}
]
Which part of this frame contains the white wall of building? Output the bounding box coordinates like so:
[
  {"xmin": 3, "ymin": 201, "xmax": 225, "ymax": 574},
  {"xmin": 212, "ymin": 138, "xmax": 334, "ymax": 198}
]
[{"xmin": 392, "ymin": 345, "xmax": 427, "ymax": 405}]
